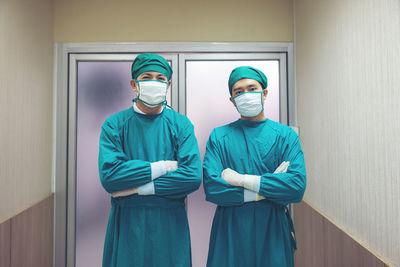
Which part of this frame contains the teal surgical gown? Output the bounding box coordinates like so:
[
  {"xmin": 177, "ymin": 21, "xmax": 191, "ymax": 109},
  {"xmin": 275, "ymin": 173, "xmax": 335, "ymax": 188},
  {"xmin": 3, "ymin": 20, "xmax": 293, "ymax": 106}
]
[
  {"xmin": 98, "ymin": 106, "xmax": 202, "ymax": 267},
  {"xmin": 203, "ymin": 118, "xmax": 306, "ymax": 267}
]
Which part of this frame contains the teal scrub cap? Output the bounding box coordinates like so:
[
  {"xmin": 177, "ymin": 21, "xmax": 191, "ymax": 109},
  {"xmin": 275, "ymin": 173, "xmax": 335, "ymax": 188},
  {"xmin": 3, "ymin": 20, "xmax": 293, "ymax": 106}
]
[
  {"xmin": 131, "ymin": 53, "xmax": 172, "ymax": 80},
  {"xmin": 228, "ymin": 66, "xmax": 268, "ymax": 95}
]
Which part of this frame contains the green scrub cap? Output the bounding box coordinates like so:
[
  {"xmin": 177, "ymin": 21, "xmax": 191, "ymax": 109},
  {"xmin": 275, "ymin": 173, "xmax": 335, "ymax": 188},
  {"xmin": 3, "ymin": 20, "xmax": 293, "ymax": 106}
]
[
  {"xmin": 228, "ymin": 66, "xmax": 268, "ymax": 95},
  {"xmin": 131, "ymin": 53, "xmax": 172, "ymax": 80}
]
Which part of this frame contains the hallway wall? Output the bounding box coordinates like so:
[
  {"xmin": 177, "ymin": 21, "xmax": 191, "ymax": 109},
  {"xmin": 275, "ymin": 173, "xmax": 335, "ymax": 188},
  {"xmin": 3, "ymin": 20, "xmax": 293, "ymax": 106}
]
[
  {"xmin": 295, "ymin": 0, "xmax": 400, "ymax": 265},
  {"xmin": 0, "ymin": 0, "xmax": 54, "ymax": 223}
]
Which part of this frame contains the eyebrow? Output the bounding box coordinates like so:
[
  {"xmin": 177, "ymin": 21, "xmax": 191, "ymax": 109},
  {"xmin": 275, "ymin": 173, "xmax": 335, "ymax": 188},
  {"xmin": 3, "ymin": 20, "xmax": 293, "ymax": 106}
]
[
  {"xmin": 139, "ymin": 72, "xmax": 167, "ymax": 79},
  {"xmin": 233, "ymin": 83, "xmax": 258, "ymax": 92}
]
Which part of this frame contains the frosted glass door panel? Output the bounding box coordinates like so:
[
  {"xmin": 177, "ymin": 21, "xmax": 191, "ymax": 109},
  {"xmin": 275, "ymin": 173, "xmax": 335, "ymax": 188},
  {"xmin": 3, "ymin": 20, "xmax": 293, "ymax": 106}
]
[
  {"xmin": 186, "ymin": 60, "xmax": 280, "ymax": 267},
  {"xmin": 76, "ymin": 61, "xmax": 135, "ymax": 267},
  {"xmin": 75, "ymin": 61, "xmax": 172, "ymax": 267}
]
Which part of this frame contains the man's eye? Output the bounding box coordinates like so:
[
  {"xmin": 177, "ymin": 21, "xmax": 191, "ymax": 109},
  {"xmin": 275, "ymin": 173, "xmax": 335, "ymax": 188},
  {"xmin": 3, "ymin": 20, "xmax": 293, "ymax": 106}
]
[
  {"xmin": 234, "ymin": 91, "xmax": 243, "ymax": 96},
  {"xmin": 250, "ymin": 87, "xmax": 256, "ymax": 91}
]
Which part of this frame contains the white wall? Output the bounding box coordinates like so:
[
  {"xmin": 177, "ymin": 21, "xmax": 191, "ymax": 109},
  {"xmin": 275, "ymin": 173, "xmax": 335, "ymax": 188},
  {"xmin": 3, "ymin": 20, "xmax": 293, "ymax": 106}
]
[
  {"xmin": 0, "ymin": 0, "xmax": 54, "ymax": 222},
  {"xmin": 295, "ymin": 0, "xmax": 400, "ymax": 265}
]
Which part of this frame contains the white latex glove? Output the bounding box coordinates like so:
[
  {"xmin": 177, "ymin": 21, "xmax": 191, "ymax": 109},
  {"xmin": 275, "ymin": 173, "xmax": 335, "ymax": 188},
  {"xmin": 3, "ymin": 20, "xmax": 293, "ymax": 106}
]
[
  {"xmin": 165, "ymin": 160, "xmax": 178, "ymax": 173},
  {"xmin": 112, "ymin": 187, "xmax": 138, "ymax": 198},
  {"xmin": 221, "ymin": 168, "xmax": 244, "ymax": 187},
  {"xmin": 151, "ymin": 160, "xmax": 178, "ymax": 180},
  {"xmin": 274, "ymin": 161, "xmax": 290, "ymax": 173},
  {"xmin": 221, "ymin": 168, "xmax": 260, "ymax": 191},
  {"xmin": 256, "ymin": 193, "xmax": 265, "ymax": 201}
]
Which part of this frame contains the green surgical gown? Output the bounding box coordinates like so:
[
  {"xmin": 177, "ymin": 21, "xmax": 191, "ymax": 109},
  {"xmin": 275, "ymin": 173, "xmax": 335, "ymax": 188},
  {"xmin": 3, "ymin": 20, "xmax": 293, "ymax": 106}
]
[
  {"xmin": 203, "ymin": 118, "xmax": 306, "ymax": 267},
  {"xmin": 98, "ymin": 106, "xmax": 202, "ymax": 267}
]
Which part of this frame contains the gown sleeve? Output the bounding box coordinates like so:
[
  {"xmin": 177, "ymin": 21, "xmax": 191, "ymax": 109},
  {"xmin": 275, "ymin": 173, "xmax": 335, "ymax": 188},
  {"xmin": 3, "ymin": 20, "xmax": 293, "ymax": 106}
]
[
  {"xmin": 258, "ymin": 128, "xmax": 307, "ymax": 205},
  {"xmin": 152, "ymin": 121, "xmax": 202, "ymax": 199},
  {"xmin": 98, "ymin": 120, "xmax": 152, "ymax": 193},
  {"xmin": 203, "ymin": 130, "xmax": 244, "ymax": 206}
]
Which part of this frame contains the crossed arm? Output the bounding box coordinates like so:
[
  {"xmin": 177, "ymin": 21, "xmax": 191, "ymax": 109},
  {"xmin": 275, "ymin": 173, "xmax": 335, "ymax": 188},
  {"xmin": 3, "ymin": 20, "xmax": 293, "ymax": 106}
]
[
  {"xmin": 203, "ymin": 129, "xmax": 306, "ymax": 206},
  {"xmin": 221, "ymin": 161, "xmax": 290, "ymax": 201},
  {"xmin": 98, "ymin": 121, "xmax": 202, "ymax": 200}
]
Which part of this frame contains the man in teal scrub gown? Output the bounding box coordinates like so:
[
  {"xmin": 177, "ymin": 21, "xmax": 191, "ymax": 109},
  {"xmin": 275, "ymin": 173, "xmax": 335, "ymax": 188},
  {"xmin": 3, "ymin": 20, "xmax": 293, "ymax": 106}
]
[
  {"xmin": 98, "ymin": 53, "xmax": 202, "ymax": 267},
  {"xmin": 203, "ymin": 66, "xmax": 306, "ymax": 267}
]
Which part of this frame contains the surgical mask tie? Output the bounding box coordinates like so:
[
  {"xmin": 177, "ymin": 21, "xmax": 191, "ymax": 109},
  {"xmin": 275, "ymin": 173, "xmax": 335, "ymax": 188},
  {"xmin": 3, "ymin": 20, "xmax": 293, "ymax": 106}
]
[
  {"xmin": 136, "ymin": 80, "xmax": 168, "ymax": 107},
  {"xmin": 233, "ymin": 91, "xmax": 264, "ymax": 117}
]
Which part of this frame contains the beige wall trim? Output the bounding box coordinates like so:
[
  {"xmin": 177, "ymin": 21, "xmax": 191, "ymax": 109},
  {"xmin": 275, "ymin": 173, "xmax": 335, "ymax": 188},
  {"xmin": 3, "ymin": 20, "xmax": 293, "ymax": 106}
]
[
  {"xmin": 53, "ymin": 0, "xmax": 293, "ymax": 43},
  {"xmin": 295, "ymin": 201, "xmax": 392, "ymax": 267}
]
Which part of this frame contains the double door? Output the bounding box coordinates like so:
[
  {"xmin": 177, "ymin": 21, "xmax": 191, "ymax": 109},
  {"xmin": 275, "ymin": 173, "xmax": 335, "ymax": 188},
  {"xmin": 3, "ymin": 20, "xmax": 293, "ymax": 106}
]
[{"xmin": 54, "ymin": 44, "xmax": 291, "ymax": 267}]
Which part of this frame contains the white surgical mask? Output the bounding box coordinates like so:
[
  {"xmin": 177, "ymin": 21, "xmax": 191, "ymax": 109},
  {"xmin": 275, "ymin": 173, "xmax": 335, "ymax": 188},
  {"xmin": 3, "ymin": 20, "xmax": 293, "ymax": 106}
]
[
  {"xmin": 137, "ymin": 80, "xmax": 168, "ymax": 107},
  {"xmin": 233, "ymin": 91, "xmax": 264, "ymax": 117}
]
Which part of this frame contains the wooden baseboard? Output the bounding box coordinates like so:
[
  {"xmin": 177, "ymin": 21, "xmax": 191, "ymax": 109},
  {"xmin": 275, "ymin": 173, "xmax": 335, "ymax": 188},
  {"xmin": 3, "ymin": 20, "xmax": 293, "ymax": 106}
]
[
  {"xmin": 294, "ymin": 201, "xmax": 390, "ymax": 267},
  {"xmin": 0, "ymin": 194, "xmax": 53, "ymax": 267},
  {"xmin": 0, "ymin": 219, "xmax": 11, "ymax": 267}
]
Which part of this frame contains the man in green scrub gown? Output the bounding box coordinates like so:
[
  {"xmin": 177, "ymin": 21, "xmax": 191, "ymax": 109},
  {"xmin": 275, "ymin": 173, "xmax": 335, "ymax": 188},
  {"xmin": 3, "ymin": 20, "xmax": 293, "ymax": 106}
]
[
  {"xmin": 98, "ymin": 53, "xmax": 202, "ymax": 267},
  {"xmin": 203, "ymin": 66, "xmax": 306, "ymax": 267}
]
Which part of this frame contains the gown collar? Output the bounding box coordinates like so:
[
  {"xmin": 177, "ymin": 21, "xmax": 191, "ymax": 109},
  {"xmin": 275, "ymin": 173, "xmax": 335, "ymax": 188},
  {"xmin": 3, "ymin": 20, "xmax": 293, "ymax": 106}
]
[{"xmin": 238, "ymin": 118, "xmax": 268, "ymax": 128}]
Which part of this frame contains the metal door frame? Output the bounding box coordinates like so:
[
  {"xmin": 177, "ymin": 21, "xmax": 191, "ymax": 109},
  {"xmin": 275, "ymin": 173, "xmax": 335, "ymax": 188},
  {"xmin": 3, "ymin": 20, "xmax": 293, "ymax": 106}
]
[{"xmin": 53, "ymin": 42, "xmax": 295, "ymax": 267}]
